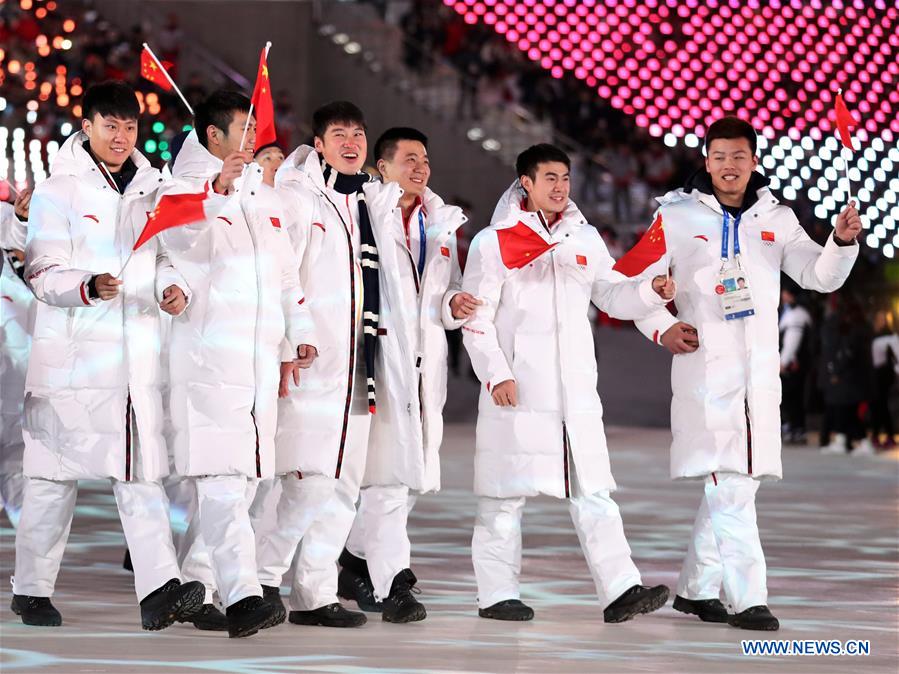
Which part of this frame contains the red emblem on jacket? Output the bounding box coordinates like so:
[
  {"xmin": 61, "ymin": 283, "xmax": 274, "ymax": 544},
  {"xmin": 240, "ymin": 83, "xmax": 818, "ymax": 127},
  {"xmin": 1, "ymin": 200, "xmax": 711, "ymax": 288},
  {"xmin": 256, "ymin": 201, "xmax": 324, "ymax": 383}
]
[
  {"xmin": 83, "ymin": 214, "xmax": 99, "ymax": 223},
  {"xmin": 761, "ymin": 231, "xmax": 775, "ymax": 244},
  {"xmin": 576, "ymin": 254, "xmax": 587, "ymax": 266},
  {"xmin": 440, "ymin": 246, "xmax": 450, "ymax": 258},
  {"xmin": 271, "ymin": 217, "xmax": 281, "ymax": 229}
]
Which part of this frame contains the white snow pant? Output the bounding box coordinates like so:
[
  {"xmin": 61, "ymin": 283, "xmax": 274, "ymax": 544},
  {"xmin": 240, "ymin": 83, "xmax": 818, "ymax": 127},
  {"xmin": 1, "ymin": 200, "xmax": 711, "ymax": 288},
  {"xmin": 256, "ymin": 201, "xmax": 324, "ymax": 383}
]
[
  {"xmin": 472, "ymin": 489, "xmax": 642, "ymax": 610},
  {"xmin": 676, "ymin": 472, "xmax": 767, "ymax": 613},
  {"xmin": 0, "ymin": 458, "xmax": 25, "ymax": 528},
  {"xmin": 169, "ymin": 478, "xmax": 218, "ymax": 605},
  {"xmin": 195, "ymin": 475, "xmax": 260, "ymax": 609},
  {"xmin": 14, "ymin": 477, "xmax": 181, "ymax": 601},
  {"xmin": 284, "ymin": 413, "xmax": 371, "ymax": 611},
  {"xmin": 344, "ymin": 486, "xmax": 418, "ymax": 600}
]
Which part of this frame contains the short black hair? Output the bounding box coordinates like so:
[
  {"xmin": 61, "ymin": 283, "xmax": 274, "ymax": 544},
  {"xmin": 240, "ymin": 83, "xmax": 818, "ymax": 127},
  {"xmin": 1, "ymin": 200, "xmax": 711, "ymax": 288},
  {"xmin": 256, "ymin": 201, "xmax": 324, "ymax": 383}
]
[
  {"xmin": 515, "ymin": 143, "xmax": 571, "ymax": 181},
  {"xmin": 194, "ymin": 90, "xmax": 251, "ymax": 149},
  {"xmin": 312, "ymin": 101, "xmax": 366, "ymax": 139},
  {"xmin": 704, "ymin": 116, "xmax": 758, "ymax": 155},
  {"xmin": 81, "ymin": 81, "xmax": 140, "ymax": 122},
  {"xmin": 374, "ymin": 127, "xmax": 428, "ymax": 162}
]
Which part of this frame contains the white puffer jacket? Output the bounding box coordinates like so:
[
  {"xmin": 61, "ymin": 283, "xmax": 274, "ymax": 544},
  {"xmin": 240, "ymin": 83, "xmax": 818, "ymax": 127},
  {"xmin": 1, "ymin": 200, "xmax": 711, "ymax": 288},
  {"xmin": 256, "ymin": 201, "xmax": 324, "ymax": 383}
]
[
  {"xmin": 633, "ymin": 175, "xmax": 858, "ymax": 480},
  {"xmin": 23, "ymin": 132, "xmax": 182, "ymax": 481},
  {"xmin": 462, "ymin": 184, "xmax": 668, "ymax": 498},
  {"xmin": 158, "ymin": 131, "xmax": 314, "ymax": 478}
]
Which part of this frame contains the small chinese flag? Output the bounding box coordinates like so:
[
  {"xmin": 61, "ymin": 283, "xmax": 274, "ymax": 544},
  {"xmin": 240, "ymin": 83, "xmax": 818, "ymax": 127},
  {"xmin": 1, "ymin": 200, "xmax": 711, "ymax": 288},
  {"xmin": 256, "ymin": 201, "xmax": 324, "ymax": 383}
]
[
  {"xmin": 140, "ymin": 47, "xmax": 174, "ymax": 92},
  {"xmin": 613, "ymin": 212, "xmax": 667, "ymax": 277},
  {"xmin": 496, "ymin": 221, "xmax": 558, "ymax": 269},
  {"xmin": 834, "ymin": 91, "xmax": 858, "ymax": 151},
  {"xmin": 133, "ymin": 183, "xmax": 210, "ymax": 251},
  {"xmin": 251, "ymin": 46, "xmax": 277, "ymax": 148}
]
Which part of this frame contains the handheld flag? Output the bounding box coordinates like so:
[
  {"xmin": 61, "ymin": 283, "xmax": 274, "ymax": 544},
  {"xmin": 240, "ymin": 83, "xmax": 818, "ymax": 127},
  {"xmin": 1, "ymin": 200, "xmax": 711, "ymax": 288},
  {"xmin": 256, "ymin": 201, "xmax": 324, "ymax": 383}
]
[
  {"xmin": 140, "ymin": 46, "xmax": 174, "ymax": 92},
  {"xmin": 133, "ymin": 183, "xmax": 210, "ymax": 251},
  {"xmin": 834, "ymin": 90, "xmax": 858, "ymax": 151},
  {"xmin": 613, "ymin": 212, "xmax": 667, "ymax": 277},
  {"xmin": 496, "ymin": 221, "xmax": 558, "ymax": 269},
  {"xmin": 250, "ymin": 45, "xmax": 277, "ymax": 148}
]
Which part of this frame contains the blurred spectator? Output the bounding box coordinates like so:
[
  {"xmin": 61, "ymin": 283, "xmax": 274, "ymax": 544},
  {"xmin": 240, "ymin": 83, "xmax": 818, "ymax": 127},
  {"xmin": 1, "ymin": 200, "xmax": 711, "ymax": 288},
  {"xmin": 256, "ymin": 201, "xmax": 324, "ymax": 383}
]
[
  {"xmin": 870, "ymin": 309, "xmax": 898, "ymax": 449},
  {"xmin": 779, "ymin": 284, "xmax": 813, "ymax": 444},
  {"xmin": 819, "ymin": 295, "xmax": 874, "ymax": 455}
]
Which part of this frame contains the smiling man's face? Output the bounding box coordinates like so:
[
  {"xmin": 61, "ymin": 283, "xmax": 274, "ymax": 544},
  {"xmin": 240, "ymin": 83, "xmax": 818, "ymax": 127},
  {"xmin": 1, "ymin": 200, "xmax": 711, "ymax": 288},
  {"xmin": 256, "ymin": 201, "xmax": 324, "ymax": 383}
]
[
  {"xmin": 315, "ymin": 121, "xmax": 367, "ymax": 175},
  {"xmin": 82, "ymin": 113, "xmax": 138, "ymax": 171},
  {"xmin": 705, "ymin": 137, "xmax": 758, "ymax": 207}
]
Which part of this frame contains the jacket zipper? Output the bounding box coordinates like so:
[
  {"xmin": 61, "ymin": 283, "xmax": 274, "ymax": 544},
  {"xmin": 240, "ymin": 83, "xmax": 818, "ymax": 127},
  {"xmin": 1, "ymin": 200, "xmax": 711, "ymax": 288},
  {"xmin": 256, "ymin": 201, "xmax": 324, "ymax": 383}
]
[
  {"xmin": 124, "ymin": 389, "xmax": 133, "ymax": 481},
  {"xmin": 251, "ymin": 407, "xmax": 261, "ymax": 478},
  {"xmin": 745, "ymin": 398, "xmax": 753, "ymax": 475},
  {"xmin": 322, "ymin": 192, "xmax": 357, "ymax": 479},
  {"xmin": 562, "ymin": 422, "xmax": 571, "ymax": 498}
]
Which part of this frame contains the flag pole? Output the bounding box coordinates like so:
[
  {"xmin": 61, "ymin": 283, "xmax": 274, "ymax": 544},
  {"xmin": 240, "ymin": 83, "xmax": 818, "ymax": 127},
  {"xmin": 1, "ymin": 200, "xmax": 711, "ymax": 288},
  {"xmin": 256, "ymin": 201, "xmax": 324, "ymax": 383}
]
[
  {"xmin": 142, "ymin": 42, "xmax": 194, "ymax": 116},
  {"xmin": 239, "ymin": 41, "xmax": 272, "ymax": 152},
  {"xmin": 116, "ymin": 247, "xmax": 136, "ymax": 279}
]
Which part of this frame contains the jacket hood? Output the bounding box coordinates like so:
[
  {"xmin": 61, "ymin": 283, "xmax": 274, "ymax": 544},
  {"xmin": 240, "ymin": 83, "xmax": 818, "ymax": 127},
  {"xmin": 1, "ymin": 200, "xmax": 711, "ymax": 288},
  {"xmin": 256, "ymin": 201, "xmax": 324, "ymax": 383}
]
[
  {"xmin": 490, "ymin": 180, "xmax": 585, "ymax": 229},
  {"xmin": 51, "ymin": 131, "xmax": 154, "ymax": 189},
  {"xmin": 171, "ymin": 129, "xmax": 222, "ymax": 180},
  {"xmin": 277, "ymin": 145, "xmax": 324, "ymax": 192}
]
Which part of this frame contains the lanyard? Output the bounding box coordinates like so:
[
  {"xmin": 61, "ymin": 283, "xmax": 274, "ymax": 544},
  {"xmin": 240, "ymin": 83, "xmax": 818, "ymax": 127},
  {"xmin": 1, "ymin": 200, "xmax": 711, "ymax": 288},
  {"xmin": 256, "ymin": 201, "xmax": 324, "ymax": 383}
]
[
  {"xmin": 720, "ymin": 210, "xmax": 743, "ymax": 262},
  {"xmin": 404, "ymin": 208, "xmax": 427, "ymax": 278}
]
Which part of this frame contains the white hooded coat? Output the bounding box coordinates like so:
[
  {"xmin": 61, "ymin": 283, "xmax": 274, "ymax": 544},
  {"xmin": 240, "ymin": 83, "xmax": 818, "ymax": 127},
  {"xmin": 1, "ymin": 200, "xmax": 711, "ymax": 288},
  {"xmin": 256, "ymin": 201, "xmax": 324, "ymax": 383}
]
[
  {"xmin": 633, "ymin": 176, "xmax": 858, "ymax": 480},
  {"xmin": 158, "ymin": 131, "xmax": 313, "ymax": 478},
  {"xmin": 364, "ymin": 185, "xmax": 467, "ymax": 493},
  {"xmin": 22, "ymin": 132, "xmax": 182, "ymax": 481},
  {"xmin": 462, "ymin": 184, "xmax": 669, "ymax": 499},
  {"xmin": 273, "ymin": 146, "xmax": 392, "ymax": 478}
]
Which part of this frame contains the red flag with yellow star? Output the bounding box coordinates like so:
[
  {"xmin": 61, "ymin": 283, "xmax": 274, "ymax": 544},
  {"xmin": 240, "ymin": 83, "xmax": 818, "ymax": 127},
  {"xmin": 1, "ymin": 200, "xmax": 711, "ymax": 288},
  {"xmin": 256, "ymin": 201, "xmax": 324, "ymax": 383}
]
[
  {"xmin": 250, "ymin": 46, "xmax": 276, "ymax": 147},
  {"xmin": 834, "ymin": 91, "xmax": 859, "ymax": 151},
  {"xmin": 133, "ymin": 183, "xmax": 211, "ymax": 251},
  {"xmin": 140, "ymin": 47, "xmax": 174, "ymax": 92},
  {"xmin": 613, "ymin": 212, "xmax": 667, "ymax": 277}
]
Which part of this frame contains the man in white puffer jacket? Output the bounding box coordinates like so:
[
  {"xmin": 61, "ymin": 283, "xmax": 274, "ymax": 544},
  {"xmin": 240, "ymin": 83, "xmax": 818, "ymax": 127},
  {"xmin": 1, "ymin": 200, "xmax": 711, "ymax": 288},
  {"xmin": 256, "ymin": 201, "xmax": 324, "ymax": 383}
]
[
  {"xmin": 157, "ymin": 90, "xmax": 316, "ymax": 638},
  {"xmin": 14, "ymin": 82, "xmax": 204, "ymax": 630},
  {"xmin": 255, "ymin": 102, "xmax": 384, "ymax": 629},
  {"xmin": 462, "ymin": 144, "xmax": 674, "ymax": 623},
  {"xmin": 337, "ymin": 127, "xmax": 478, "ymax": 622},
  {"xmin": 631, "ymin": 117, "xmax": 860, "ymax": 631}
]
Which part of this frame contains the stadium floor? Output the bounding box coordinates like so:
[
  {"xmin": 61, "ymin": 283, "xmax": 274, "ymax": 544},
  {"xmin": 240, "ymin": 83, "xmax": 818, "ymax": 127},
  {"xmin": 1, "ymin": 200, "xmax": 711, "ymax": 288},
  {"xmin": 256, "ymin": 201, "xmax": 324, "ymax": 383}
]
[{"xmin": 1, "ymin": 424, "xmax": 897, "ymax": 674}]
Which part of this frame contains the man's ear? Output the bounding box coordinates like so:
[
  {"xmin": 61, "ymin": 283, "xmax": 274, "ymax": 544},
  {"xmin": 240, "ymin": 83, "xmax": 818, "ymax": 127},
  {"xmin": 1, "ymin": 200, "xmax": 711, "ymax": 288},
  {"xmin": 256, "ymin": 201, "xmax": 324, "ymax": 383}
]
[
  {"xmin": 81, "ymin": 118, "xmax": 92, "ymax": 137},
  {"xmin": 519, "ymin": 175, "xmax": 533, "ymax": 194},
  {"xmin": 206, "ymin": 125, "xmax": 219, "ymax": 148},
  {"xmin": 376, "ymin": 158, "xmax": 387, "ymax": 179},
  {"xmin": 313, "ymin": 136, "xmax": 324, "ymax": 153}
]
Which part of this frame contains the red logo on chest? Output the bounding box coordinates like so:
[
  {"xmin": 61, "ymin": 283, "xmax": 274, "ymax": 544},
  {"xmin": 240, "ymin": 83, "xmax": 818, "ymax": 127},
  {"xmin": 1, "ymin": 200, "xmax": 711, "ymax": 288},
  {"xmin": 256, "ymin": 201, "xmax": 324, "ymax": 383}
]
[
  {"xmin": 576, "ymin": 254, "xmax": 587, "ymax": 266},
  {"xmin": 440, "ymin": 246, "xmax": 450, "ymax": 258},
  {"xmin": 270, "ymin": 217, "xmax": 281, "ymax": 229},
  {"xmin": 83, "ymin": 214, "xmax": 99, "ymax": 223},
  {"xmin": 761, "ymin": 231, "xmax": 775, "ymax": 245}
]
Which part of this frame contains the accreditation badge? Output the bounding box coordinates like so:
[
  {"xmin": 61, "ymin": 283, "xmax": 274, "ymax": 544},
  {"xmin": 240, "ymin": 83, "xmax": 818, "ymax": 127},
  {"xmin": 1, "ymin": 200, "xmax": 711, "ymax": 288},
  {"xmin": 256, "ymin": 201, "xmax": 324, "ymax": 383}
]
[{"xmin": 715, "ymin": 268, "xmax": 755, "ymax": 320}]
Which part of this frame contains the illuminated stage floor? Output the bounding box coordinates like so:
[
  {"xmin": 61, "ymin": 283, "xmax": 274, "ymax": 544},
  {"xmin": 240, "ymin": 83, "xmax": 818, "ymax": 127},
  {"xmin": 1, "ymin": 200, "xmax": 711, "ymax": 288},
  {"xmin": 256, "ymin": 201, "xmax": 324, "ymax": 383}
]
[{"xmin": 2, "ymin": 424, "xmax": 897, "ymax": 673}]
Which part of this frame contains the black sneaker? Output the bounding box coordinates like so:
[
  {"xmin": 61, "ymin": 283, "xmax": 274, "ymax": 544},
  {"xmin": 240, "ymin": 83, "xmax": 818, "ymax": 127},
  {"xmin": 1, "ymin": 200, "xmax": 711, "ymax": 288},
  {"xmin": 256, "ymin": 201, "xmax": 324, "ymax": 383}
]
[
  {"xmin": 603, "ymin": 584, "xmax": 670, "ymax": 623},
  {"xmin": 728, "ymin": 605, "xmax": 780, "ymax": 631},
  {"xmin": 139, "ymin": 579, "xmax": 205, "ymax": 631},
  {"xmin": 478, "ymin": 599, "xmax": 534, "ymax": 621},
  {"xmin": 178, "ymin": 603, "xmax": 228, "ymax": 631},
  {"xmin": 338, "ymin": 548, "xmax": 370, "ymax": 577},
  {"xmin": 226, "ymin": 595, "xmax": 281, "ymax": 638},
  {"xmin": 338, "ymin": 567, "xmax": 383, "ymax": 613},
  {"xmin": 673, "ymin": 595, "xmax": 728, "ymax": 623},
  {"xmin": 11, "ymin": 595, "xmax": 62, "ymax": 626},
  {"xmin": 382, "ymin": 569, "xmax": 426, "ymax": 623},
  {"xmin": 288, "ymin": 602, "xmax": 367, "ymax": 628},
  {"xmin": 261, "ymin": 584, "xmax": 287, "ymax": 625}
]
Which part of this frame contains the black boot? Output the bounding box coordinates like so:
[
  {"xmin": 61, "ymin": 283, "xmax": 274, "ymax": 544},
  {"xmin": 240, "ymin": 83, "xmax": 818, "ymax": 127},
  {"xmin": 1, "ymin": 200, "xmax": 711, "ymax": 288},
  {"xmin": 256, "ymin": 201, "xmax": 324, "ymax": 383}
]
[
  {"xmin": 382, "ymin": 569, "xmax": 426, "ymax": 623},
  {"xmin": 478, "ymin": 599, "xmax": 534, "ymax": 621},
  {"xmin": 226, "ymin": 595, "xmax": 280, "ymax": 638},
  {"xmin": 288, "ymin": 603, "xmax": 367, "ymax": 628},
  {"xmin": 728, "ymin": 605, "xmax": 780, "ymax": 631},
  {"xmin": 338, "ymin": 549, "xmax": 383, "ymax": 612},
  {"xmin": 338, "ymin": 567, "xmax": 383, "ymax": 612},
  {"xmin": 603, "ymin": 584, "xmax": 669, "ymax": 623},
  {"xmin": 261, "ymin": 585, "xmax": 287, "ymax": 625},
  {"xmin": 11, "ymin": 595, "xmax": 62, "ymax": 626},
  {"xmin": 673, "ymin": 595, "xmax": 728, "ymax": 623},
  {"xmin": 180, "ymin": 603, "xmax": 228, "ymax": 631},
  {"xmin": 139, "ymin": 579, "xmax": 205, "ymax": 631}
]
